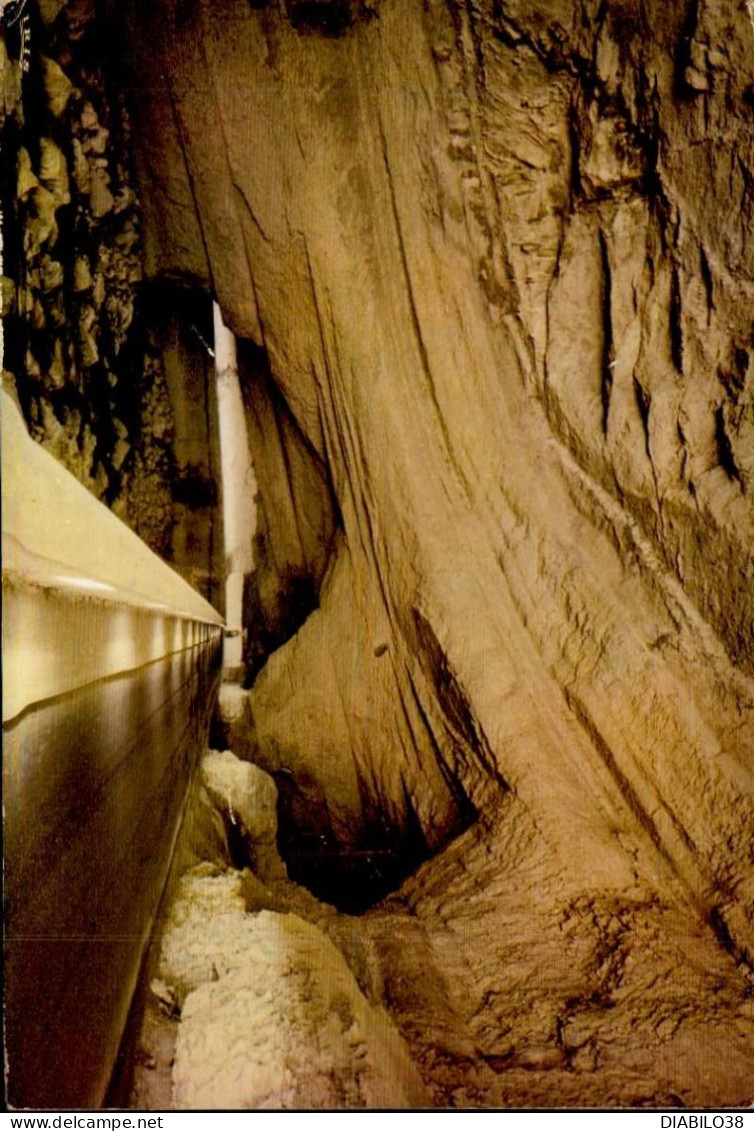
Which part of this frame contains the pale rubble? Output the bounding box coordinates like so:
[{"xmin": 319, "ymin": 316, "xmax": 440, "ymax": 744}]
[
  {"xmin": 135, "ymin": 750, "xmax": 428, "ymax": 1110},
  {"xmin": 165, "ymin": 884, "xmax": 427, "ymax": 1109},
  {"xmin": 200, "ymin": 748, "xmax": 284, "ymax": 883},
  {"xmin": 40, "ymin": 56, "xmax": 73, "ymax": 118}
]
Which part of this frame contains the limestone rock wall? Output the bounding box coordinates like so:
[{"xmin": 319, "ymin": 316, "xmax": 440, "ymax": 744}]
[
  {"xmin": 2, "ymin": 4, "xmax": 223, "ymax": 602},
  {"xmin": 115, "ymin": 0, "xmax": 754, "ymax": 951},
  {"xmin": 236, "ymin": 339, "xmax": 339, "ymax": 682},
  {"xmin": 3, "ymin": 5, "xmax": 149, "ymax": 505}
]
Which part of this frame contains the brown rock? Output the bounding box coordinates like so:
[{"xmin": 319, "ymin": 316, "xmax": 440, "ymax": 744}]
[
  {"xmin": 16, "ymin": 148, "xmax": 39, "ymax": 199},
  {"xmin": 71, "ymin": 137, "xmax": 91, "ymax": 193},
  {"xmin": 1, "ymin": 36, "xmax": 22, "ymax": 124},
  {"xmin": 45, "ymin": 338, "xmax": 66, "ymax": 389},
  {"xmin": 1, "ymin": 276, "xmax": 16, "ymax": 318}
]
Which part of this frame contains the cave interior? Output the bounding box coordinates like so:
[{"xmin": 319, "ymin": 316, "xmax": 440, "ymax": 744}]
[{"xmin": 2, "ymin": 0, "xmax": 754, "ymax": 1111}]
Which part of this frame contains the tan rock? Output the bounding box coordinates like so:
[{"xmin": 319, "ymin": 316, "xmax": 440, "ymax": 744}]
[
  {"xmin": 0, "ymin": 277, "xmax": 16, "ymax": 318},
  {"xmin": 73, "ymin": 256, "xmax": 92, "ymax": 291},
  {"xmin": 111, "ymin": 438, "xmax": 131, "ymax": 471},
  {"xmin": 71, "ymin": 137, "xmax": 91, "ymax": 193},
  {"xmin": 45, "ymin": 338, "xmax": 66, "ymax": 389},
  {"xmin": 39, "ymin": 255, "xmax": 64, "ymax": 292},
  {"xmin": 38, "ymin": 138, "xmax": 70, "ymax": 205},
  {"xmin": 24, "ymin": 186, "xmax": 59, "ymax": 255},
  {"xmin": 19, "ymin": 0, "xmax": 754, "ymax": 1110},
  {"xmin": 40, "ymin": 57, "xmax": 74, "ymax": 117},
  {"xmin": 36, "ymin": 0, "xmax": 67, "ymax": 24},
  {"xmin": 79, "ymin": 100, "xmax": 99, "ymax": 131},
  {"xmin": 1, "ymin": 36, "xmax": 22, "ymax": 124},
  {"xmin": 16, "ymin": 147, "xmax": 39, "ymax": 199}
]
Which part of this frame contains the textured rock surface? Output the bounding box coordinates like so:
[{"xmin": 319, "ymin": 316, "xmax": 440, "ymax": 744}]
[
  {"xmin": 355, "ymin": 805, "xmax": 754, "ymax": 1107},
  {"xmin": 235, "ymin": 340, "xmax": 338, "ymax": 682},
  {"xmin": 8, "ymin": 0, "xmax": 754, "ymax": 1109},
  {"xmin": 116, "ymin": 0, "xmax": 754, "ymax": 921},
  {"xmin": 132, "ymin": 746, "xmax": 753, "ymax": 1109},
  {"xmin": 165, "ymin": 885, "xmax": 428, "ymax": 1109}
]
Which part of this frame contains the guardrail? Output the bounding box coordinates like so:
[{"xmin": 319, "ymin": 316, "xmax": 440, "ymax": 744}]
[{"xmin": 2, "ymin": 387, "xmax": 225, "ymax": 1108}]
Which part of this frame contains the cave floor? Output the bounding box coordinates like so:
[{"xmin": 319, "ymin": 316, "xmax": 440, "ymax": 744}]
[
  {"xmin": 127, "ymin": 743, "xmax": 753, "ymax": 1111},
  {"xmin": 352, "ymin": 799, "xmax": 754, "ymax": 1108}
]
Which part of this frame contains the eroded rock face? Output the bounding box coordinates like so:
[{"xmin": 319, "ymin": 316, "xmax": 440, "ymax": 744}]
[
  {"xmin": 235, "ymin": 340, "xmax": 339, "ymax": 682},
  {"xmin": 356, "ymin": 805, "xmax": 754, "ymax": 1107},
  {"xmin": 117, "ymin": 0, "xmax": 753, "ymax": 930}
]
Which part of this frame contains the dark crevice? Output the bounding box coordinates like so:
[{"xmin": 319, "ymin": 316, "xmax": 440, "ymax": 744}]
[
  {"xmin": 708, "ymin": 906, "xmax": 751, "ymax": 968},
  {"xmin": 285, "ymin": 0, "xmax": 377, "ymax": 37},
  {"xmin": 412, "ymin": 608, "xmax": 508, "ymax": 796},
  {"xmin": 266, "ymin": 658, "xmax": 478, "ymax": 913},
  {"xmin": 404, "ymin": 668, "xmax": 479, "ymax": 829},
  {"xmin": 567, "ymin": 98, "xmax": 583, "ymax": 201},
  {"xmin": 249, "ymin": 603, "xmax": 480, "ymax": 914},
  {"xmin": 717, "ymin": 348, "xmax": 749, "ymax": 405},
  {"xmin": 243, "ymin": 562, "xmax": 320, "ymax": 684},
  {"xmin": 714, "ymin": 405, "xmax": 743, "ymax": 486},
  {"xmin": 598, "ymin": 228, "xmax": 614, "ymax": 437},
  {"xmin": 272, "ymin": 769, "xmax": 433, "ymax": 914},
  {"xmin": 235, "ymin": 337, "xmax": 340, "ymax": 685},
  {"xmin": 633, "ymin": 375, "xmax": 652, "ymax": 461},
  {"xmin": 564, "ymin": 687, "xmax": 668, "ymax": 860},
  {"xmin": 214, "ymin": 794, "xmax": 261, "ymax": 872},
  {"xmin": 669, "ymin": 259, "xmax": 684, "ymax": 375},
  {"xmin": 699, "ymin": 243, "xmax": 714, "ymax": 320}
]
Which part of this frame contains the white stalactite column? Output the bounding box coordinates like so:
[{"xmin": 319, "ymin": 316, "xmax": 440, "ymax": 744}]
[{"xmin": 213, "ymin": 302, "xmax": 257, "ymax": 679}]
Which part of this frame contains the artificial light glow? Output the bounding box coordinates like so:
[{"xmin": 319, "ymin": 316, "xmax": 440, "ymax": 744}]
[{"xmin": 52, "ymin": 576, "xmax": 116, "ymax": 593}]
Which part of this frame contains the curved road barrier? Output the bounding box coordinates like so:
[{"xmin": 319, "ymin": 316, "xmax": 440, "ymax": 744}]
[{"xmin": 2, "ymin": 388, "xmax": 224, "ymax": 1108}]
